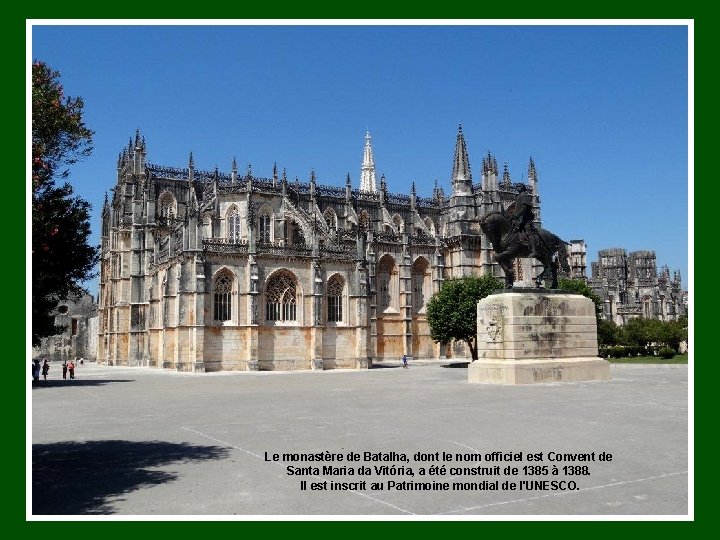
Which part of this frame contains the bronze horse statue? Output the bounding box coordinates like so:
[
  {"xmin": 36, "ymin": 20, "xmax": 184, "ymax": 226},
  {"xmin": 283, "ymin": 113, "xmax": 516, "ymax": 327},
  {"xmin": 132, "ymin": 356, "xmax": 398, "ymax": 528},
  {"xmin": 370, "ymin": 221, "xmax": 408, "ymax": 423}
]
[{"xmin": 479, "ymin": 211, "xmax": 570, "ymax": 289}]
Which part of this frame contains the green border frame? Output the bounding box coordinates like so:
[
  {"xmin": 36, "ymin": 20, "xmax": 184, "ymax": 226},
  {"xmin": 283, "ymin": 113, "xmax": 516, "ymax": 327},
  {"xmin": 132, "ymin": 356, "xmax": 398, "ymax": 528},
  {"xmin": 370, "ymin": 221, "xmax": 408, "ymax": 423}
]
[{"xmin": 19, "ymin": 7, "xmax": 698, "ymax": 536}]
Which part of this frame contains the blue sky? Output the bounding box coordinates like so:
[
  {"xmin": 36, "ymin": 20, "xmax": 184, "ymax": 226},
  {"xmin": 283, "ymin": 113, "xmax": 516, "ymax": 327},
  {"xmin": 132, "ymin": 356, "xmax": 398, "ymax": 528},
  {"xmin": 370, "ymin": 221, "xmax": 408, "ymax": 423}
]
[{"xmin": 30, "ymin": 23, "xmax": 690, "ymax": 293}]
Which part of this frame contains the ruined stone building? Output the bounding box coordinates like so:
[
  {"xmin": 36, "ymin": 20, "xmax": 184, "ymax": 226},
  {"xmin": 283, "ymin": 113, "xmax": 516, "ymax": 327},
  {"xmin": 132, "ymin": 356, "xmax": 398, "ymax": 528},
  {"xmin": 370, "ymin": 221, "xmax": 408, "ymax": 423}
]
[
  {"xmin": 588, "ymin": 248, "xmax": 686, "ymax": 325},
  {"xmin": 564, "ymin": 240, "xmax": 588, "ymax": 281},
  {"xmin": 33, "ymin": 293, "xmax": 98, "ymax": 361},
  {"xmin": 555, "ymin": 240, "xmax": 687, "ymax": 326},
  {"xmin": 97, "ymin": 126, "xmax": 560, "ymax": 371}
]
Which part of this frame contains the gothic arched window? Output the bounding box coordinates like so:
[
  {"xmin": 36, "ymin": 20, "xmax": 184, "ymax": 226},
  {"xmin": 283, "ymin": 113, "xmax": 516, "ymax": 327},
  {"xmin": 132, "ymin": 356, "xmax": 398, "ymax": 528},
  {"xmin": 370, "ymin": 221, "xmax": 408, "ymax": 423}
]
[
  {"xmin": 392, "ymin": 213, "xmax": 403, "ymax": 232},
  {"xmin": 266, "ymin": 271, "xmax": 298, "ymax": 322},
  {"xmin": 327, "ymin": 275, "xmax": 344, "ymax": 322},
  {"xmin": 377, "ymin": 255, "xmax": 398, "ymax": 314},
  {"xmin": 158, "ymin": 191, "xmax": 177, "ymax": 220},
  {"xmin": 227, "ymin": 206, "xmax": 241, "ymax": 243},
  {"xmin": 323, "ymin": 208, "xmax": 337, "ymax": 231},
  {"xmin": 213, "ymin": 270, "xmax": 233, "ymax": 322},
  {"xmin": 424, "ymin": 217, "xmax": 435, "ymax": 236},
  {"xmin": 411, "ymin": 257, "xmax": 431, "ymax": 314},
  {"xmin": 259, "ymin": 207, "xmax": 272, "ymax": 244},
  {"xmin": 643, "ymin": 296, "xmax": 652, "ymax": 318}
]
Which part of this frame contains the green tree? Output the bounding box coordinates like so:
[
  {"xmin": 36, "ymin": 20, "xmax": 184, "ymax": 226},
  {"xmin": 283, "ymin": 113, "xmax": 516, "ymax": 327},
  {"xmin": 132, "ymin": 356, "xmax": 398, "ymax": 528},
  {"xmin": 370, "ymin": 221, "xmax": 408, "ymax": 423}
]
[
  {"xmin": 623, "ymin": 317, "xmax": 652, "ymax": 348},
  {"xmin": 426, "ymin": 274, "xmax": 504, "ymax": 360},
  {"xmin": 557, "ymin": 278, "xmax": 604, "ymax": 320},
  {"xmin": 597, "ymin": 319, "xmax": 622, "ymax": 346},
  {"xmin": 658, "ymin": 319, "xmax": 688, "ymax": 351},
  {"xmin": 32, "ymin": 60, "xmax": 97, "ymax": 345},
  {"xmin": 623, "ymin": 317, "xmax": 686, "ymax": 352}
]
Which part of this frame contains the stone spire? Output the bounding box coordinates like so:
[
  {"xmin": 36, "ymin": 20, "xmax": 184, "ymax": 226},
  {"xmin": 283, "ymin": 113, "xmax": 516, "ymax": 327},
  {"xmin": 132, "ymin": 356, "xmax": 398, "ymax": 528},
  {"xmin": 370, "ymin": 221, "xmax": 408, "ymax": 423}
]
[
  {"xmin": 132, "ymin": 129, "xmax": 146, "ymax": 173},
  {"xmin": 451, "ymin": 124, "xmax": 472, "ymax": 196},
  {"xmin": 528, "ymin": 156, "xmax": 538, "ymax": 191},
  {"xmin": 481, "ymin": 152, "xmax": 498, "ymax": 192},
  {"xmin": 359, "ymin": 131, "xmax": 377, "ymax": 193},
  {"xmin": 502, "ymin": 162, "xmax": 511, "ymax": 185}
]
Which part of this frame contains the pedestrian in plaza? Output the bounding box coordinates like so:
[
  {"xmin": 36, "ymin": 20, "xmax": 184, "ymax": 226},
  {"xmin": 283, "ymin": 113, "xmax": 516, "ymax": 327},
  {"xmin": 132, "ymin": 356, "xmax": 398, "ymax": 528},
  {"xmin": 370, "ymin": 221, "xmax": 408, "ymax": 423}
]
[
  {"xmin": 41, "ymin": 359, "xmax": 49, "ymax": 381},
  {"xmin": 68, "ymin": 360, "xmax": 75, "ymax": 380},
  {"xmin": 402, "ymin": 354, "xmax": 408, "ymax": 369},
  {"xmin": 62, "ymin": 359, "xmax": 68, "ymax": 380},
  {"xmin": 32, "ymin": 359, "xmax": 40, "ymax": 382}
]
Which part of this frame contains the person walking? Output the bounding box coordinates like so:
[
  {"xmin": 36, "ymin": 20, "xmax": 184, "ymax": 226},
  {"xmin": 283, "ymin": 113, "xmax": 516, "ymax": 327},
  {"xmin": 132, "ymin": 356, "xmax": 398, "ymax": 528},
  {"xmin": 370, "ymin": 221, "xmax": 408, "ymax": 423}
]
[
  {"xmin": 62, "ymin": 359, "xmax": 68, "ymax": 380},
  {"xmin": 68, "ymin": 360, "xmax": 75, "ymax": 380},
  {"xmin": 41, "ymin": 359, "xmax": 50, "ymax": 381},
  {"xmin": 32, "ymin": 359, "xmax": 40, "ymax": 382},
  {"xmin": 402, "ymin": 354, "xmax": 408, "ymax": 369}
]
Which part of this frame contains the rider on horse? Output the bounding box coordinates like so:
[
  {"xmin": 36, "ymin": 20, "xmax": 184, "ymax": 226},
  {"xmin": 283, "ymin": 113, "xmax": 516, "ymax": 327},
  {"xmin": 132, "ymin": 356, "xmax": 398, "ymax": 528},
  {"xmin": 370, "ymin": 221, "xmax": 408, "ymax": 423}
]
[{"xmin": 510, "ymin": 184, "xmax": 540, "ymax": 259}]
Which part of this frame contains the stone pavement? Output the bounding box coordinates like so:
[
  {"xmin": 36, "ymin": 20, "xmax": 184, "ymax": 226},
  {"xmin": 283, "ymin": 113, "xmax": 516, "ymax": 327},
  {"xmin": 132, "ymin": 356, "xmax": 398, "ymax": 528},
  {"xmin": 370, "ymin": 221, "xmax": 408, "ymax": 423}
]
[{"xmin": 30, "ymin": 360, "xmax": 689, "ymax": 517}]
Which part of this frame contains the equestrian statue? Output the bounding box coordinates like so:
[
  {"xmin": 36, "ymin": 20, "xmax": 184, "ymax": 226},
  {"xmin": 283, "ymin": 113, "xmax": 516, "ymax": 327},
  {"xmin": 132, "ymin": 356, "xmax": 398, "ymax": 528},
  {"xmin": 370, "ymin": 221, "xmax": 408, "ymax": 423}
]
[{"xmin": 479, "ymin": 184, "xmax": 570, "ymax": 289}]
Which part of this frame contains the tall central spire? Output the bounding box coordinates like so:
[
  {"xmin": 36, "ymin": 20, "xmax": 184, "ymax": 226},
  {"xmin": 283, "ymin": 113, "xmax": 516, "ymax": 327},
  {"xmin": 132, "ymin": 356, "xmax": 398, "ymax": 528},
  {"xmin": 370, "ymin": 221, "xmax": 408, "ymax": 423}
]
[
  {"xmin": 452, "ymin": 124, "xmax": 472, "ymax": 195},
  {"xmin": 359, "ymin": 131, "xmax": 377, "ymax": 193}
]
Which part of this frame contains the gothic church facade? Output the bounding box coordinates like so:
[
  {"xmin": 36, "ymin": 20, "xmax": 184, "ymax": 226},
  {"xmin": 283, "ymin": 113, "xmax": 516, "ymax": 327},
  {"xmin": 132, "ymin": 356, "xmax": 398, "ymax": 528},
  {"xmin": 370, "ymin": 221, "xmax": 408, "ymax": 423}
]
[
  {"xmin": 588, "ymin": 249, "xmax": 686, "ymax": 325},
  {"xmin": 98, "ymin": 126, "xmax": 546, "ymax": 371}
]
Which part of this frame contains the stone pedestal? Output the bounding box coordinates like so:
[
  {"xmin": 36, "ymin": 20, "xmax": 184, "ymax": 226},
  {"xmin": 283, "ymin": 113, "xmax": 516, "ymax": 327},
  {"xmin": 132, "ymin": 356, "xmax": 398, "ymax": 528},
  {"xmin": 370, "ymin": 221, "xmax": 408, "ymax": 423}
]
[{"xmin": 469, "ymin": 290, "xmax": 610, "ymax": 385}]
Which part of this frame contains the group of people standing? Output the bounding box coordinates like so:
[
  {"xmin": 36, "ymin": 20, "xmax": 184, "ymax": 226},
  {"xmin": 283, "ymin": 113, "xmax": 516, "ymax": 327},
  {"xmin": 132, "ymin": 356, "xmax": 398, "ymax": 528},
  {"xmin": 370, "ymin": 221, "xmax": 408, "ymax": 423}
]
[{"xmin": 31, "ymin": 357, "xmax": 80, "ymax": 382}]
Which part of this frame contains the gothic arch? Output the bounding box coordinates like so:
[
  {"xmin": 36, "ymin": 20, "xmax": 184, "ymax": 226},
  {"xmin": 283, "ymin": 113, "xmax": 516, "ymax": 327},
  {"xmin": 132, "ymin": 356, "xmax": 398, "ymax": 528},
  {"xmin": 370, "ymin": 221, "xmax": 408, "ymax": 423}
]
[
  {"xmin": 212, "ymin": 267, "xmax": 236, "ymax": 323},
  {"xmin": 326, "ymin": 273, "xmax": 345, "ymax": 323},
  {"xmin": 226, "ymin": 204, "xmax": 241, "ymax": 243},
  {"xmin": 392, "ymin": 213, "xmax": 403, "ymax": 232},
  {"xmin": 158, "ymin": 190, "xmax": 177, "ymax": 219},
  {"xmin": 411, "ymin": 256, "xmax": 431, "ymax": 314},
  {"xmin": 423, "ymin": 217, "xmax": 436, "ymax": 236},
  {"xmin": 376, "ymin": 254, "xmax": 399, "ymax": 314},
  {"xmin": 642, "ymin": 295, "xmax": 653, "ymax": 318},
  {"xmin": 258, "ymin": 204, "xmax": 274, "ymax": 244},
  {"xmin": 323, "ymin": 207, "xmax": 338, "ymax": 231},
  {"xmin": 264, "ymin": 269, "xmax": 302, "ymax": 323}
]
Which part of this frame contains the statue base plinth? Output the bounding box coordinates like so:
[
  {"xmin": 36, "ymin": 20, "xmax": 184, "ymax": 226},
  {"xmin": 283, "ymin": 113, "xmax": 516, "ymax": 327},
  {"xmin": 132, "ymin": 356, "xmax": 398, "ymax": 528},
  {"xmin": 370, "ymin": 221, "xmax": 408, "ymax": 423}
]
[
  {"xmin": 468, "ymin": 357, "xmax": 609, "ymax": 384},
  {"xmin": 470, "ymin": 291, "xmax": 610, "ymax": 385}
]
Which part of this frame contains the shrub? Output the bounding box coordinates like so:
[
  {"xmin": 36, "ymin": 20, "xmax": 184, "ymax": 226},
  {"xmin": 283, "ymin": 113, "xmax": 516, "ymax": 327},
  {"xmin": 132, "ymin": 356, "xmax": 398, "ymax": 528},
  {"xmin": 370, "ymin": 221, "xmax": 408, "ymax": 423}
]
[
  {"xmin": 658, "ymin": 347, "xmax": 676, "ymax": 359},
  {"xmin": 609, "ymin": 346, "xmax": 625, "ymax": 358}
]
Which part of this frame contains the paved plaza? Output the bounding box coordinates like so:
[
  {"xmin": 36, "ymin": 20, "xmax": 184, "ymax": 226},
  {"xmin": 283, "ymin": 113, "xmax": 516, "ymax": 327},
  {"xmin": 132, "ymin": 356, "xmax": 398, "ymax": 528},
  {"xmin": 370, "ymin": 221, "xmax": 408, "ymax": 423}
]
[{"xmin": 30, "ymin": 360, "xmax": 689, "ymax": 517}]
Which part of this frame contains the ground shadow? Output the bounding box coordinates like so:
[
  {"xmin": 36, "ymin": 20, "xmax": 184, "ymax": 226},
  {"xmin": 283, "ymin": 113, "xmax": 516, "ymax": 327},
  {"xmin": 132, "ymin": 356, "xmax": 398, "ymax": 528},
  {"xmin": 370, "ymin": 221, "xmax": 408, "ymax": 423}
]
[
  {"xmin": 32, "ymin": 439, "xmax": 230, "ymax": 514},
  {"xmin": 441, "ymin": 362, "xmax": 470, "ymax": 369},
  {"xmin": 31, "ymin": 379, "xmax": 134, "ymax": 389},
  {"xmin": 370, "ymin": 364, "xmax": 401, "ymax": 369}
]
